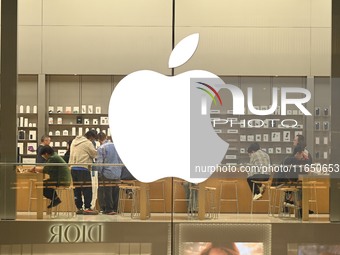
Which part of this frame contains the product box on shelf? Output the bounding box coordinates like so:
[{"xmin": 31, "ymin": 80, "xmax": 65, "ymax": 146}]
[
  {"xmin": 76, "ymin": 116, "xmax": 83, "ymax": 124},
  {"xmin": 100, "ymin": 116, "xmax": 109, "ymax": 125},
  {"xmin": 27, "ymin": 143, "xmax": 37, "ymax": 154},
  {"xmin": 88, "ymin": 105, "xmax": 93, "ymax": 114},
  {"xmin": 57, "ymin": 106, "xmax": 63, "ymax": 113},
  {"xmin": 82, "ymin": 105, "xmax": 87, "ymax": 114},
  {"xmin": 58, "ymin": 149, "xmax": 67, "ymax": 156},
  {"xmin": 18, "ymin": 143, "xmax": 24, "ymax": 154},
  {"xmin": 29, "ymin": 130, "xmax": 36, "ymax": 141},
  {"xmin": 73, "ymin": 106, "xmax": 79, "ymax": 114},
  {"xmin": 65, "ymin": 106, "xmax": 72, "ymax": 113},
  {"xmin": 18, "ymin": 130, "xmax": 25, "ymax": 140}
]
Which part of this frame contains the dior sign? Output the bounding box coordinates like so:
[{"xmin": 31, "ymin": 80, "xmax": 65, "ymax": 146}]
[{"xmin": 48, "ymin": 224, "xmax": 103, "ymax": 243}]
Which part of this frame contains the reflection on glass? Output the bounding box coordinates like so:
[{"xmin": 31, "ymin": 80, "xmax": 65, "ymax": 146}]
[
  {"xmin": 183, "ymin": 242, "xmax": 263, "ymax": 255},
  {"xmin": 298, "ymin": 244, "xmax": 340, "ymax": 255}
]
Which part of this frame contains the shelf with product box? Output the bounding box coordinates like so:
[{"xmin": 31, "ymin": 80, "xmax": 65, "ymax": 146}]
[
  {"xmin": 313, "ymin": 106, "xmax": 331, "ymax": 164},
  {"xmin": 212, "ymin": 107, "xmax": 304, "ymax": 164},
  {"xmin": 17, "ymin": 139, "xmax": 39, "ymax": 142},
  {"xmin": 17, "ymin": 106, "xmax": 38, "ymax": 163},
  {"xmin": 47, "ymin": 106, "xmax": 110, "ymax": 156},
  {"xmin": 48, "ymin": 113, "xmax": 107, "ymax": 117},
  {"xmin": 49, "ymin": 124, "xmax": 110, "ymax": 127}
]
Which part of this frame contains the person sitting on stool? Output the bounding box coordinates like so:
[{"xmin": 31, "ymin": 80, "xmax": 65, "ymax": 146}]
[
  {"xmin": 281, "ymin": 144, "xmax": 313, "ymax": 217},
  {"xmin": 32, "ymin": 145, "xmax": 71, "ymax": 208},
  {"xmin": 246, "ymin": 143, "xmax": 271, "ymax": 201}
]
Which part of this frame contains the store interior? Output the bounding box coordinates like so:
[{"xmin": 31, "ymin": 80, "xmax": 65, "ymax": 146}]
[{"xmin": 2, "ymin": 0, "xmax": 340, "ymax": 255}]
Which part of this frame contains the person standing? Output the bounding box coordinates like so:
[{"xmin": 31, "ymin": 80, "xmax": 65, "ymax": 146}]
[
  {"xmin": 33, "ymin": 146, "xmax": 71, "ymax": 208},
  {"xmin": 69, "ymin": 130, "xmax": 98, "ymax": 215},
  {"xmin": 95, "ymin": 132, "xmax": 123, "ymax": 215},
  {"xmin": 246, "ymin": 142, "xmax": 271, "ymax": 200},
  {"xmin": 36, "ymin": 135, "xmax": 51, "ymax": 163},
  {"xmin": 63, "ymin": 139, "xmax": 73, "ymax": 163},
  {"xmin": 32, "ymin": 135, "xmax": 51, "ymax": 173}
]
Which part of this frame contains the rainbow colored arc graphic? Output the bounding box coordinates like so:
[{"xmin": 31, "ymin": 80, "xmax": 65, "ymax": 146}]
[{"xmin": 196, "ymin": 82, "xmax": 223, "ymax": 106}]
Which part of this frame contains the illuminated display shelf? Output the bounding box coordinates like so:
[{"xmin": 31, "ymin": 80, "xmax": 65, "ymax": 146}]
[
  {"xmin": 313, "ymin": 107, "xmax": 331, "ymax": 164},
  {"xmin": 213, "ymin": 112, "xmax": 304, "ymax": 164},
  {"xmin": 17, "ymin": 112, "xmax": 38, "ymax": 162},
  {"xmin": 47, "ymin": 113, "xmax": 110, "ymax": 152}
]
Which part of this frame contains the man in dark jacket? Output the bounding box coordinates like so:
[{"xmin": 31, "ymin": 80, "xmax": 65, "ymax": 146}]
[{"xmin": 36, "ymin": 135, "xmax": 51, "ymax": 163}]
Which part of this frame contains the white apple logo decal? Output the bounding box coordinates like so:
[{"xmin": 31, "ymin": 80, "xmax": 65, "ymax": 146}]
[{"xmin": 109, "ymin": 33, "xmax": 229, "ymax": 183}]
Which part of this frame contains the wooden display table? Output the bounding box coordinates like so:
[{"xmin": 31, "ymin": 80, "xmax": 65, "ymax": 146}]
[{"xmin": 15, "ymin": 172, "xmax": 329, "ymax": 221}]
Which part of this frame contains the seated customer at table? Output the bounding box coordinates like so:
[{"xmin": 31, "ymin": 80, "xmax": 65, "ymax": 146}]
[
  {"xmin": 32, "ymin": 145, "xmax": 71, "ymax": 208},
  {"xmin": 293, "ymin": 134, "xmax": 312, "ymax": 164},
  {"xmin": 276, "ymin": 145, "xmax": 311, "ymax": 216},
  {"xmin": 246, "ymin": 143, "xmax": 271, "ymax": 200},
  {"xmin": 272, "ymin": 145, "xmax": 306, "ymax": 187}
]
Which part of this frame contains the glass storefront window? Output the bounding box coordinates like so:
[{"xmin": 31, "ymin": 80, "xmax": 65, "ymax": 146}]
[{"xmin": 1, "ymin": 1, "xmax": 339, "ymax": 254}]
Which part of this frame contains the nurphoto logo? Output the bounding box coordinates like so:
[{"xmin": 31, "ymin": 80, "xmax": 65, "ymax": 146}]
[{"xmin": 197, "ymin": 82, "xmax": 312, "ymax": 116}]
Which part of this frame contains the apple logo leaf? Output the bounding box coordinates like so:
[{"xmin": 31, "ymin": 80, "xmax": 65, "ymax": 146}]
[{"xmin": 168, "ymin": 33, "xmax": 199, "ymax": 69}]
